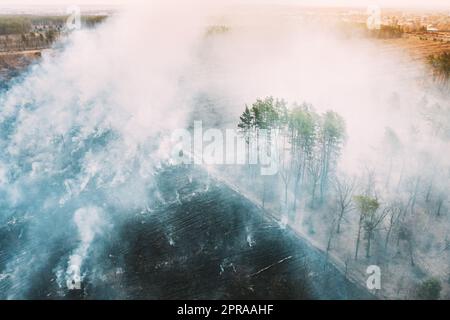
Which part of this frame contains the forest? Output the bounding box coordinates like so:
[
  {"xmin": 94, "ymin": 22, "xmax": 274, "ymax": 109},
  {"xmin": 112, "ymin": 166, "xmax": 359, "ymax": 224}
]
[
  {"xmin": 235, "ymin": 95, "xmax": 449, "ymax": 299},
  {"xmin": 0, "ymin": 15, "xmax": 107, "ymax": 52}
]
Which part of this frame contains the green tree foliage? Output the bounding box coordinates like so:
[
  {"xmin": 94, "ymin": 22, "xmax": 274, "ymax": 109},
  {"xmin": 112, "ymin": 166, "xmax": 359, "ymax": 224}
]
[
  {"xmin": 354, "ymin": 196, "xmax": 380, "ymax": 217},
  {"xmin": 248, "ymin": 97, "xmax": 283, "ymax": 206},
  {"xmin": 237, "ymin": 97, "xmax": 347, "ymax": 211},
  {"xmin": 289, "ymin": 104, "xmax": 318, "ymax": 209},
  {"xmin": 416, "ymin": 278, "xmax": 442, "ymax": 300},
  {"xmin": 353, "ymin": 196, "xmax": 380, "ymax": 260},
  {"xmin": 318, "ymin": 111, "xmax": 346, "ymax": 202},
  {"xmin": 45, "ymin": 29, "xmax": 56, "ymax": 44},
  {"xmin": 238, "ymin": 106, "xmax": 253, "ymax": 138},
  {"xmin": 289, "ymin": 103, "xmax": 317, "ymax": 155},
  {"xmin": 238, "ymin": 106, "xmax": 254, "ymax": 163},
  {"xmin": 250, "ymin": 97, "xmax": 280, "ymax": 132}
]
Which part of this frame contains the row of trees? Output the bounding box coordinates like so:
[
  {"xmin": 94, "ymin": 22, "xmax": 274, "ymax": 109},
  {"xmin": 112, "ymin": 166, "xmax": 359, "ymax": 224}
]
[
  {"xmin": 237, "ymin": 98, "xmax": 405, "ymax": 263},
  {"xmin": 21, "ymin": 31, "xmax": 56, "ymax": 49},
  {"xmin": 238, "ymin": 97, "xmax": 347, "ymax": 212},
  {"xmin": 0, "ymin": 31, "xmax": 56, "ymax": 52},
  {"xmin": 0, "ymin": 15, "xmax": 108, "ymax": 36},
  {"xmin": 0, "ymin": 15, "xmax": 108, "ymax": 52},
  {"xmin": 367, "ymin": 25, "xmax": 404, "ymax": 39}
]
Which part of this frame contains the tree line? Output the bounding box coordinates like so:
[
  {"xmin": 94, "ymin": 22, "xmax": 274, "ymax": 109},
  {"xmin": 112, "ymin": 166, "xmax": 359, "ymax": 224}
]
[
  {"xmin": 238, "ymin": 97, "xmax": 346, "ymax": 212},
  {"xmin": 0, "ymin": 15, "xmax": 108, "ymax": 52},
  {"xmin": 0, "ymin": 15, "xmax": 108, "ymax": 36}
]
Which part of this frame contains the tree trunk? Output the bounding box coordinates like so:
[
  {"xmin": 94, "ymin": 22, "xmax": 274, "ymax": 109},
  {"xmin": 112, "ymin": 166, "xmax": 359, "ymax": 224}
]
[
  {"xmin": 311, "ymin": 182, "xmax": 317, "ymax": 209},
  {"xmin": 336, "ymin": 207, "xmax": 345, "ymax": 234},
  {"xmin": 355, "ymin": 216, "xmax": 363, "ymax": 260},
  {"xmin": 397, "ymin": 161, "xmax": 405, "ymax": 191},
  {"xmin": 284, "ymin": 181, "xmax": 289, "ymax": 207},
  {"xmin": 436, "ymin": 199, "xmax": 443, "ymax": 217},
  {"xmin": 319, "ymin": 151, "xmax": 329, "ymax": 203},
  {"xmin": 293, "ymin": 168, "xmax": 301, "ymax": 212},
  {"xmin": 385, "ymin": 224, "xmax": 393, "ymax": 250},
  {"xmin": 366, "ymin": 232, "xmax": 372, "ymax": 258},
  {"xmin": 246, "ymin": 140, "xmax": 250, "ymax": 168},
  {"xmin": 425, "ymin": 180, "xmax": 433, "ymax": 203},
  {"xmin": 411, "ymin": 177, "xmax": 420, "ymax": 215},
  {"xmin": 355, "ymin": 229, "xmax": 361, "ymax": 260},
  {"xmin": 262, "ymin": 179, "xmax": 266, "ymax": 209},
  {"xmin": 325, "ymin": 227, "xmax": 334, "ymax": 263}
]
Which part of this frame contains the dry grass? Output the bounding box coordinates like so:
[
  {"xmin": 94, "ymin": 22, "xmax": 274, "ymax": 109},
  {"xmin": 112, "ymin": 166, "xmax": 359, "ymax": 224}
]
[{"xmin": 379, "ymin": 34, "xmax": 450, "ymax": 63}]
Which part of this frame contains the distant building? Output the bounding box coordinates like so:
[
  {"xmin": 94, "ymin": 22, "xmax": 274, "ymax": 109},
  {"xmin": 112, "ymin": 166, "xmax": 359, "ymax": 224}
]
[{"xmin": 427, "ymin": 24, "xmax": 439, "ymax": 32}]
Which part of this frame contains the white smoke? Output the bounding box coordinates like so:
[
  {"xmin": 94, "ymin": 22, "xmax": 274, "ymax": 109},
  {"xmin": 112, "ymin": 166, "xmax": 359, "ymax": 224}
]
[
  {"xmin": 65, "ymin": 206, "xmax": 107, "ymax": 289},
  {"xmin": 0, "ymin": 0, "xmax": 222, "ymax": 298}
]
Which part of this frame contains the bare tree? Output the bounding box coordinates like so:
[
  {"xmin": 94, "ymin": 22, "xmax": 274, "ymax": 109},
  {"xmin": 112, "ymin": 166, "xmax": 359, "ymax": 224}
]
[
  {"xmin": 363, "ymin": 205, "xmax": 388, "ymax": 258},
  {"xmin": 384, "ymin": 203, "xmax": 402, "ymax": 251},
  {"xmin": 308, "ymin": 149, "xmax": 322, "ymax": 209},
  {"xmin": 398, "ymin": 224, "xmax": 415, "ymax": 267},
  {"xmin": 333, "ymin": 175, "xmax": 355, "ymax": 234},
  {"xmin": 325, "ymin": 219, "xmax": 336, "ymax": 264},
  {"xmin": 407, "ymin": 176, "xmax": 422, "ymax": 215},
  {"xmin": 278, "ymin": 129, "xmax": 292, "ymax": 207},
  {"xmin": 435, "ymin": 191, "xmax": 446, "ymax": 217}
]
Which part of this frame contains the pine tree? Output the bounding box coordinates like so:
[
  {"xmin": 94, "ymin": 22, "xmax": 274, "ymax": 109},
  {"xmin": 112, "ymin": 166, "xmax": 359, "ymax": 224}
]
[{"xmin": 238, "ymin": 105, "xmax": 254, "ymax": 167}]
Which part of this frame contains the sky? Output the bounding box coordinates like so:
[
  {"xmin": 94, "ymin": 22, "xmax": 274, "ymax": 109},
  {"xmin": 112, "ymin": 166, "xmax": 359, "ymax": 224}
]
[{"xmin": 0, "ymin": 0, "xmax": 449, "ymax": 9}]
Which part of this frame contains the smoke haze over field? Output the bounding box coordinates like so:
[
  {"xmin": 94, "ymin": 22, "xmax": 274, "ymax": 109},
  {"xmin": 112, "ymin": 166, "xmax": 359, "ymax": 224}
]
[
  {"xmin": 2, "ymin": 0, "xmax": 450, "ymax": 8},
  {"xmin": 0, "ymin": 0, "xmax": 449, "ymax": 299}
]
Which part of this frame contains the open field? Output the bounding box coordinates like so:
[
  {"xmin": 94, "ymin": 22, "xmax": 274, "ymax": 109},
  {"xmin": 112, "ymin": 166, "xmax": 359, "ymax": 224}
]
[
  {"xmin": 0, "ymin": 50, "xmax": 42, "ymax": 86},
  {"xmin": 380, "ymin": 34, "xmax": 450, "ymax": 63}
]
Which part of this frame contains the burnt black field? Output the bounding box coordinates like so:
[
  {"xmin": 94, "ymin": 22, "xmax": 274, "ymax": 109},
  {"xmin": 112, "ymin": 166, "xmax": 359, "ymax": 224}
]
[{"xmin": 0, "ymin": 165, "xmax": 373, "ymax": 300}]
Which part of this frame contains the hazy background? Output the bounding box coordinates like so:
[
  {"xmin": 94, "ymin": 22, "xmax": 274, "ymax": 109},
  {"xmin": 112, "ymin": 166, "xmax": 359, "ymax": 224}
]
[{"xmin": 1, "ymin": 0, "xmax": 450, "ymax": 9}]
